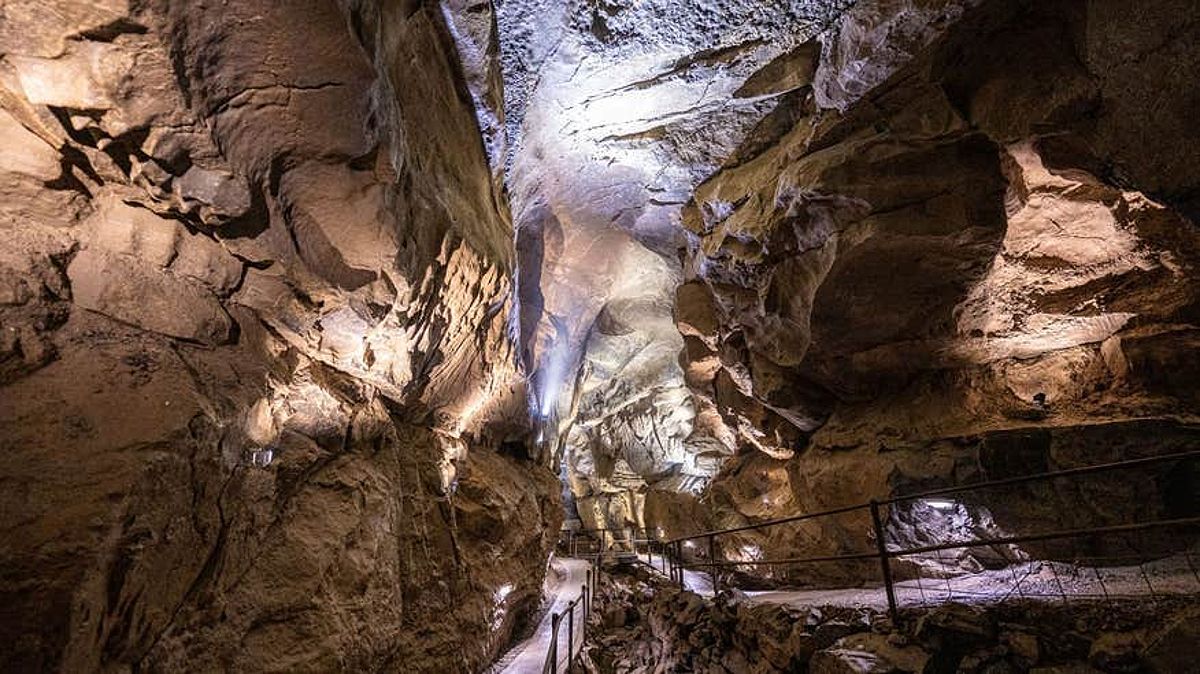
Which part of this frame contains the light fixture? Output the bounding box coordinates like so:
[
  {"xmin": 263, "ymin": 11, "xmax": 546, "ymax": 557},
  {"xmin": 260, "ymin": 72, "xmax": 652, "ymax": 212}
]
[
  {"xmin": 248, "ymin": 448, "xmax": 274, "ymax": 467},
  {"xmin": 493, "ymin": 583, "xmax": 514, "ymax": 604}
]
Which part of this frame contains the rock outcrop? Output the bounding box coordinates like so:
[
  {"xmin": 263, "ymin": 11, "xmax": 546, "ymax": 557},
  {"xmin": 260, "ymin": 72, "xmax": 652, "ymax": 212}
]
[
  {"xmin": 584, "ymin": 564, "xmax": 1200, "ymax": 674},
  {"xmin": 3, "ymin": 0, "xmax": 1199, "ymax": 670},
  {"xmin": 496, "ymin": 0, "xmax": 1200, "ymax": 556},
  {"xmin": 493, "ymin": 0, "xmax": 866, "ymax": 534},
  {"xmin": 0, "ymin": 1, "xmax": 559, "ymax": 671},
  {"xmin": 650, "ymin": 0, "xmax": 1200, "ymax": 571}
]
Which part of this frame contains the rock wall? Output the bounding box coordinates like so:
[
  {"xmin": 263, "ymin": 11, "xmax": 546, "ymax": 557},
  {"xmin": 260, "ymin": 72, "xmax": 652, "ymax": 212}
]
[
  {"xmin": 654, "ymin": 0, "xmax": 1200, "ymax": 571},
  {"xmin": 0, "ymin": 1, "xmax": 559, "ymax": 671},
  {"xmin": 480, "ymin": 0, "xmax": 1200, "ymax": 561}
]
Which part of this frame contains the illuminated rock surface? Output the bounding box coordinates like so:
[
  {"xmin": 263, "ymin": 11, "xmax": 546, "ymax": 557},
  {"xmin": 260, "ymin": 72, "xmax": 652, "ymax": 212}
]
[
  {"xmin": 1, "ymin": 0, "xmax": 1198, "ymax": 672},
  {"xmin": 497, "ymin": 0, "xmax": 1200, "ymax": 557},
  {"xmin": 0, "ymin": 2, "xmax": 557, "ymax": 671},
  {"xmin": 652, "ymin": 0, "xmax": 1200, "ymax": 568}
]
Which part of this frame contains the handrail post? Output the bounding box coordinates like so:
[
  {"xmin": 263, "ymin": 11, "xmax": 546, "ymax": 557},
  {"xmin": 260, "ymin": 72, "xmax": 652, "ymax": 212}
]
[
  {"xmin": 670, "ymin": 542, "xmax": 676, "ymax": 584},
  {"xmin": 567, "ymin": 602, "xmax": 575, "ymax": 673},
  {"xmin": 670, "ymin": 543, "xmax": 677, "ymax": 584},
  {"xmin": 708, "ymin": 534, "xmax": 719, "ymax": 594},
  {"xmin": 549, "ymin": 612, "xmax": 560, "ymax": 674},
  {"xmin": 869, "ymin": 500, "xmax": 899, "ymax": 623},
  {"xmin": 585, "ymin": 570, "xmax": 592, "ymax": 618},
  {"xmin": 677, "ymin": 541, "xmax": 685, "ymax": 589}
]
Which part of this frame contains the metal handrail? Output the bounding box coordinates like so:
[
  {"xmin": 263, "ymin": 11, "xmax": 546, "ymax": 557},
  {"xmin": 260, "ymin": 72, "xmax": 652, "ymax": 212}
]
[
  {"xmin": 646, "ymin": 449, "xmax": 1200, "ymax": 619},
  {"xmin": 689, "ymin": 517, "xmax": 1200, "ymax": 568},
  {"xmin": 882, "ymin": 448, "xmax": 1200, "ymax": 505},
  {"xmin": 667, "ymin": 503, "xmax": 869, "ymax": 543},
  {"xmin": 667, "ymin": 449, "xmax": 1200, "ymax": 546},
  {"xmin": 540, "ymin": 560, "xmax": 598, "ymax": 674}
]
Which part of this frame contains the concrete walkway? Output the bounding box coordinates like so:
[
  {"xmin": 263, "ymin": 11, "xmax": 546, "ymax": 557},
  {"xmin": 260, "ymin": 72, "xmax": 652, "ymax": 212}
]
[
  {"xmin": 496, "ymin": 556, "xmax": 591, "ymax": 674},
  {"xmin": 638, "ymin": 552, "xmax": 1200, "ymax": 610},
  {"xmin": 635, "ymin": 552, "xmax": 713, "ymax": 596}
]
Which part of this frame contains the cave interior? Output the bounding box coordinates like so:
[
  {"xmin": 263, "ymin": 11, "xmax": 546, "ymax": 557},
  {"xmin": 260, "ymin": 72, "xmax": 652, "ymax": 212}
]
[{"xmin": 0, "ymin": 0, "xmax": 1198, "ymax": 672}]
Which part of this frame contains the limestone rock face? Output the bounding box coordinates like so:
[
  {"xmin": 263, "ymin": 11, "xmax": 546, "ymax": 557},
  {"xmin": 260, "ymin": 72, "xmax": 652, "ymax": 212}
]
[
  {"xmin": 4, "ymin": 0, "xmax": 1200, "ymax": 669},
  {"xmin": 490, "ymin": 0, "xmax": 1200, "ymax": 554},
  {"xmin": 491, "ymin": 0, "xmax": 864, "ymax": 533},
  {"xmin": 480, "ymin": 0, "xmax": 1200, "ymax": 562},
  {"xmin": 654, "ymin": 0, "xmax": 1200, "ymax": 569},
  {"xmin": 0, "ymin": 1, "xmax": 559, "ymax": 671}
]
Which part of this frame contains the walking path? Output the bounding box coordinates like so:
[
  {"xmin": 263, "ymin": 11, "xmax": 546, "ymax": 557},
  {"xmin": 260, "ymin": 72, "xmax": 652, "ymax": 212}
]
[
  {"xmin": 637, "ymin": 552, "xmax": 1200, "ymax": 610},
  {"xmin": 495, "ymin": 556, "xmax": 591, "ymax": 674},
  {"xmin": 489, "ymin": 549, "xmax": 1197, "ymax": 671}
]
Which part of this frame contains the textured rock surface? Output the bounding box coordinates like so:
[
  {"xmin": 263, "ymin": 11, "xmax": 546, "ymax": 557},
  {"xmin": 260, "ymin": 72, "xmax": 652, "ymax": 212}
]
[
  {"xmin": 4, "ymin": 0, "xmax": 1200, "ymax": 670},
  {"xmin": 645, "ymin": 0, "xmax": 1200, "ymax": 569},
  {"xmin": 584, "ymin": 565, "xmax": 1200, "ymax": 674},
  {"xmin": 0, "ymin": 1, "xmax": 559, "ymax": 671},
  {"xmin": 491, "ymin": 0, "xmax": 864, "ymax": 533},
  {"xmin": 495, "ymin": 0, "xmax": 1200, "ymax": 554}
]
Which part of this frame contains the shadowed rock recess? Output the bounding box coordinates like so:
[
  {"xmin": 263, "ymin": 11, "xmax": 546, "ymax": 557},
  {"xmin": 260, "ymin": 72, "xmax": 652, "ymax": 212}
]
[{"xmin": 1, "ymin": 0, "xmax": 1198, "ymax": 672}]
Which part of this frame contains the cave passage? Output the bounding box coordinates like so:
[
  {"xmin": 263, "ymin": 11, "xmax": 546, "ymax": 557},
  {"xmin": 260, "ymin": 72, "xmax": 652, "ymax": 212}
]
[{"xmin": 1, "ymin": 0, "xmax": 1198, "ymax": 673}]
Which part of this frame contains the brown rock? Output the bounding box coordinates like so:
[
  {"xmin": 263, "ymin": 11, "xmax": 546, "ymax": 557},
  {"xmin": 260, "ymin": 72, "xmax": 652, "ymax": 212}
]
[
  {"xmin": 67, "ymin": 248, "xmax": 234, "ymax": 345},
  {"xmin": 1087, "ymin": 632, "xmax": 1144, "ymax": 673},
  {"xmin": 1142, "ymin": 608, "xmax": 1200, "ymax": 674}
]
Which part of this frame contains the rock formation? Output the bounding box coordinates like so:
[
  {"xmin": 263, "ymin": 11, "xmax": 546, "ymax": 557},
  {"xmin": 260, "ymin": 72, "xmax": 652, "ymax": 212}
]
[
  {"xmin": 2, "ymin": 0, "xmax": 1198, "ymax": 671},
  {"xmin": 584, "ymin": 563, "xmax": 1200, "ymax": 674},
  {"xmin": 1, "ymin": 2, "xmax": 558, "ymax": 671},
  {"xmin": 652, "ymin": 0, "xmax": 1200, "ymax": 569},
  {"xmin": 492, "ymin": 0, "xmax": 1200, "ymax": 568}
]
